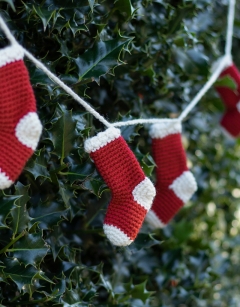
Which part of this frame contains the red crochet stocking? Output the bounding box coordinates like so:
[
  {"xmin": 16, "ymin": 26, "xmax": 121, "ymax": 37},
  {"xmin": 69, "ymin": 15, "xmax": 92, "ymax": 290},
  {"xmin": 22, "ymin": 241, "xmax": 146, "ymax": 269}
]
[
  {"xmin": 215, "ymin": 63, "xmax": 240, "ymax": 109},
  {"xmin": 145, "ymin": 122, "xmax": 197, "ymax": 229},
  {"xmin": 0, "ymin": 43, "xmax": 42, "ymax": 189},
  {"xmin": 84, "ymin": 127, "xmax": 156, "ymax": 246},
  {"xmin": 215, "ymin": 62, "xmax": 240, "ymax": 138},
  {"xmin": 220, "ymin": 109, "xmax": 240, "ymax": 138}
]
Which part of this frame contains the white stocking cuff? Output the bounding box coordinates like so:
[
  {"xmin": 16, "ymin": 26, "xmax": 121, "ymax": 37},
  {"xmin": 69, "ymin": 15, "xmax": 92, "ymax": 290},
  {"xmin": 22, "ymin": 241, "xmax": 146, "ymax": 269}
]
[
  {"xmin": 0, "ymin": 43, "xmax": 24, "ymax": 68},
  {"xmin": 84, "ymin": 127, "xmax": 121, "ymax": 153},
  {"xmin": 149, "ymin": 121, "xmax": 182, "ymax": 139}
]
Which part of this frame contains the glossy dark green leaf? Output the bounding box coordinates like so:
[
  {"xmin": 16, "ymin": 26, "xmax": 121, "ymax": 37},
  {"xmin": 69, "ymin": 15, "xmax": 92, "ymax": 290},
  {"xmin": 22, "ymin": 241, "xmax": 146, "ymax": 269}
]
[
  {"xmin": 88, "ymin": 0, "xmax": 95, "ymax": 11},
  {"xmin": 168, "ymin": 5, "xmax": 193, "ymax": 34},
  {"xmin": 29, "ymin": 200, "xmax": 68, "ymax": 229},
  {"xmin": 114, "ymin": 0, "xmax": 135, "ymax": 18},
  {"xmin": 82, "ymin": 176, "xmax": 107, "ymax": 197},
  {"xmin": 66, "ymin": 163, "xmax": 95, "ymax": 184},
  {"xmin": 25, "ymin": 149, "xmax": 50, "ymax": 180},
  {"xmin": 50, "ymin": 109, "xmax": 78, "ymax": 160},
  {"xmin": 11, "ymin": 183, "xmax": 30, "ymax": 235},
  {"xmin": 61, "ymin": 288, "xmax": 88, "ymax": 306},
  {"xmin": 45, "ymin": 226, "xmax": 66, "ymax": 260},
  {"xmin": 75, "ymin": 37, "xmax": 132, "ymax": 80},
  {"xmin": 173, "ymin": 48, "xmax": 209, "ymax": 76},
  {"xmin": 2, "ymin": 258, "xmax": 38, "ymax": 290},
  {"xmin": 0, "ymin": 195, "xmax": 21, "ymax": 228},
  {"xmin": 59, "ymin": 183, "xmax": 73, "ymax": 206},
  {"xmin": 128, "ymin": 233, "xmax": 162, "ymax": 252},
  {"xmin": 0, "ymin": 0, "xmax": 15, "ymax": 11},
  {"xmin": 8, "ymin": 233, "xmax": 49, "ymax": 267},
  {"xmin": 130, "ymin": 280, "xmax": 154, "ymax": 303},
  {"xmin": 214, "ymin": 75, "xmax": 238, "ymax": 90},
  {"xmin": 33, "ymin": 5, "xmax": 56, "ymax": 30}
]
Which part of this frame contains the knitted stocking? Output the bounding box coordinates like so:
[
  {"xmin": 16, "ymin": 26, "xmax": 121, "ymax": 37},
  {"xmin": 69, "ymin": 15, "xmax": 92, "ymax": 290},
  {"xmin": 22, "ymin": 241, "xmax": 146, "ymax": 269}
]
[
  {"xmin": 84, "ymin": 127, "xmax": 156, "ymax": 246},
  {"xmin": 145, "ymin": 122, "xmax": 197, "ymax": 229},
  {"xmin": 0, "ymin": 44, "xmax": 42, "ymax": 189},
  {"xmin": 215, "ymin": 63, "xmax": 240, "ymax": 109},
  {"xmin": 215, "ymin": 63, "xmax": 240, "ymax": 138}
]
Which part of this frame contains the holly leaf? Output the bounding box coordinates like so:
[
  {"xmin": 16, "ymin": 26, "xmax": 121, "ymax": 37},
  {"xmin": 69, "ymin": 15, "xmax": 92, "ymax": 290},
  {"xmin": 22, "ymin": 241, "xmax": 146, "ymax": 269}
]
[
  {"xmin": 2, "ymin": 258, "xmax": 38, "ymax": 290},
  {"xmin": 61, "ymin": 289, "xmax": 88, "ymax": 306},
  {"xmin": 75, "ymin": 37, "xmax": 133, "ymax": 81},
  {"xmin": 29, "ymin": 200, "xmax": 67, "ymax": 229},
  {"xmin": 214, "ymin": 75, "xmax": 238, "ymax": 90},
  {"xmin": 11, "ymin": 183, "xmax": 30, "ymax": 235},
  {"xmin": 45, "ymin": 226, "xmax": 66, "ymax": 260},
  {"xmin": 67, "ymin": 163, "xmax": 95, "ymax": 184},
  {"xmin": 82, "ymin": 174, "xmax": 107, "ymax": 197},
  {"xmin": 114, "ymin": 0, "xmax": 135, "ymax": 18},
  {"xmin": 59, "ymin": 183, "xmax": 73, "ymax": 206},
  {"xmin": 50, "ymin": 109, "xmax": 78, "ymax": 160},
  {"xmin": 88, "ymin": 0, "xmax": 95, "ymax": 12},
  {"xmin": 128, "ymin": 233, "xmax": 162, "ymax": 252},
  {"xmin": 0, "ymin": 195, "xmax": 21, "ymax": 228},
  {"xmin": 0, "ymin": 0, "xmax": 15, "ymax": 11},
  {"xmin": 130, "ymin": 280, "xmax": 154, "ymax": 303},
  {"xmin": 33, "ymin": 5, "xmax": 57, "ymax": 31},
  {"xmin": 8, "ymin": 233, "xmax": 49, "ymax": 267},
  {"xmin": 25, "ymin": 149, "xmax": 50, "ymax": 180},
  {"xmin": 173, "ymin": 48, "xmax": 209, "ymax": 76}
]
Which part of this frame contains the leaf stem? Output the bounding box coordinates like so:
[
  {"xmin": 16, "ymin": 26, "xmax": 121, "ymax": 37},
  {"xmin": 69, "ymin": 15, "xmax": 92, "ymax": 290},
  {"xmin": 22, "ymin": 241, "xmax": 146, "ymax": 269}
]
[{"xmin": 0, "ymin": 231, "xmax": 26, "ymax": 254}]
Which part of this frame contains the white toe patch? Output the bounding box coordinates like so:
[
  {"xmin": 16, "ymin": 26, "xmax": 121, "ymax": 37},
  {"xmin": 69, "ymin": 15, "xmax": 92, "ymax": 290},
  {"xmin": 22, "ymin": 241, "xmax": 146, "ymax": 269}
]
[
  {"xmin": 132, "ymin": 177, "xmax": 156, "ymax": 211},
  {"xmin": 15, "ymin": 112, "xmax": 42, "ymax": 150},
  {"xmin": 0, "ymin": 170, "xmax": 13, "ymax": 189},
  {"xmin": 103, "ymin": 224, "xmax": 133, "ymax": 246},
  {"xmin": 169, "ymin": 171, "xmax": 197, "ymax": 203},
  {"xmin": 145, "ymin": 210, "xmax": 166, "ymax": 229}
]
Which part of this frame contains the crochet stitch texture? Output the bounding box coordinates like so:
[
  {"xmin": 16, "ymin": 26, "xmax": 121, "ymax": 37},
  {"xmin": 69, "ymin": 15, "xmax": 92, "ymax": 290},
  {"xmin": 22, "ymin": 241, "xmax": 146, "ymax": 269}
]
[
  {"xmin": 85, "ymin": 127, "xmax": 156, "ymax": 246},
  {"xmin": 145, "ymin": 122, "xmax": 197, "ymax": 228},
  {"xmin": 0, "ymin": 44, "xmax": 42, "ymax": 189},
  {"xmin": 215, "ymin": 63, "xmax": 240, "ymax": 138}
]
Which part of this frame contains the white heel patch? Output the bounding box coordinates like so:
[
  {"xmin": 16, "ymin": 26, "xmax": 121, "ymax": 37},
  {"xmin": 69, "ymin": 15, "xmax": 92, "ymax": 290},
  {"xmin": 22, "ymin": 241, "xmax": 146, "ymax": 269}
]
[
  {"xmin": 15, "ymin": 112, "xmax": 42, "ymax": 150},
  {"xmin": 132, "ymin": 177, "xmax": 156, "ymax": 211},
  {"xmin": 169, "ymin": 171, "xmax": 197, "ymax": 203}
]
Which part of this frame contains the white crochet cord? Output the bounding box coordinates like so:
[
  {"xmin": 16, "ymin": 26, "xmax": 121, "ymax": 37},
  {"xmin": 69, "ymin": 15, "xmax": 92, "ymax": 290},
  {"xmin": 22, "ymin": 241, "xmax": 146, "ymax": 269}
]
[
  {"xmin": 0, "ymin": 0, "xmax": 236, "ymax": 127},
  {"xmin": 225, "ymin": 0, "xmax": 235, "ymax": 57},
  {"xmin": 23, "ymin": 49, "xmax": 113, "ymax": 128}
]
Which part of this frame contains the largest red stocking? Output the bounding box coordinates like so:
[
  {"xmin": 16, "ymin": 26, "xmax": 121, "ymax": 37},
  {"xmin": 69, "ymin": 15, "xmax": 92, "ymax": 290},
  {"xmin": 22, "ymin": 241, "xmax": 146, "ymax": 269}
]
[
  {"xmin": 0, "ymin": 43, "xmax": 42, "ymax": 189},
  {"xmin": 145, "ymin": 122, "xmax": 197, "ymax": 228},
  {"xmin": 84, "ymin": 127, "xmax": 156, "ymax": 246}
]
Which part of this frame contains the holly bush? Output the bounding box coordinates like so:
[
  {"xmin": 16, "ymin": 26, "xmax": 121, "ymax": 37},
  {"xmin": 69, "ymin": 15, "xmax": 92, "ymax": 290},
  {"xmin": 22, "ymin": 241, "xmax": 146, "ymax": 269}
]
[{"xmin": 0, "ymin": 0, "xmax": 240, "ymax": 306}]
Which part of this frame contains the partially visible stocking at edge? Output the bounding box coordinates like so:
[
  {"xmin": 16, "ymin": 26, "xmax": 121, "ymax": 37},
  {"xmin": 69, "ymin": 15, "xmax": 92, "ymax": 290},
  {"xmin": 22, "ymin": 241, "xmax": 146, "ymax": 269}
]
[
  {"xmin": 145, "ymin": 122, "xmax": 197, "ymax": 229},
  {"xmin": 215, "ymin": 62, "xmax": 240, "ymax": 138},
  {"xmin": 84, "ymin": 127, "xmax": 156, "ymax": 246},
  {"xmin": 0, "ymin": 43, "xmax": 42, "ymax": 189}
]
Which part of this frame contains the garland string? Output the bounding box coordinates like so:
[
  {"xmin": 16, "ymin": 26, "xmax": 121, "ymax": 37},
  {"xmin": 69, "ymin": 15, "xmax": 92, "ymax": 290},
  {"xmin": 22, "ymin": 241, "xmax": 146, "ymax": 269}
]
[{"xmin": 0, "ymin": 0, "xmax": 236, "ymax": 128}]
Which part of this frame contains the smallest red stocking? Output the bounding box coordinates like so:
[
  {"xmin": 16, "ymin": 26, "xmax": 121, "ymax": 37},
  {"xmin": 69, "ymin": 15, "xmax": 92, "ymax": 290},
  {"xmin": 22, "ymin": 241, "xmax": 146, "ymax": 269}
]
[
  {"xmin": 145, "ymin": 122, "xmax": 197, "ymax": 229},
  {"xmin": 84, "ymin": 127, "xmax": 156, "ymax": 246},
  {"xmin": 215, "ymin": 61, "xmax": 240, "ymax": 138}
]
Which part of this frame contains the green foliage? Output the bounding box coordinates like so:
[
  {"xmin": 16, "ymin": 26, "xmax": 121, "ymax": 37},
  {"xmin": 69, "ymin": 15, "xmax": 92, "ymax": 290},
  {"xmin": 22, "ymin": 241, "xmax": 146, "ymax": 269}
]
[{"xmin": 0, "ymin": 0, "xmax": 239, "ymax": 306}]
